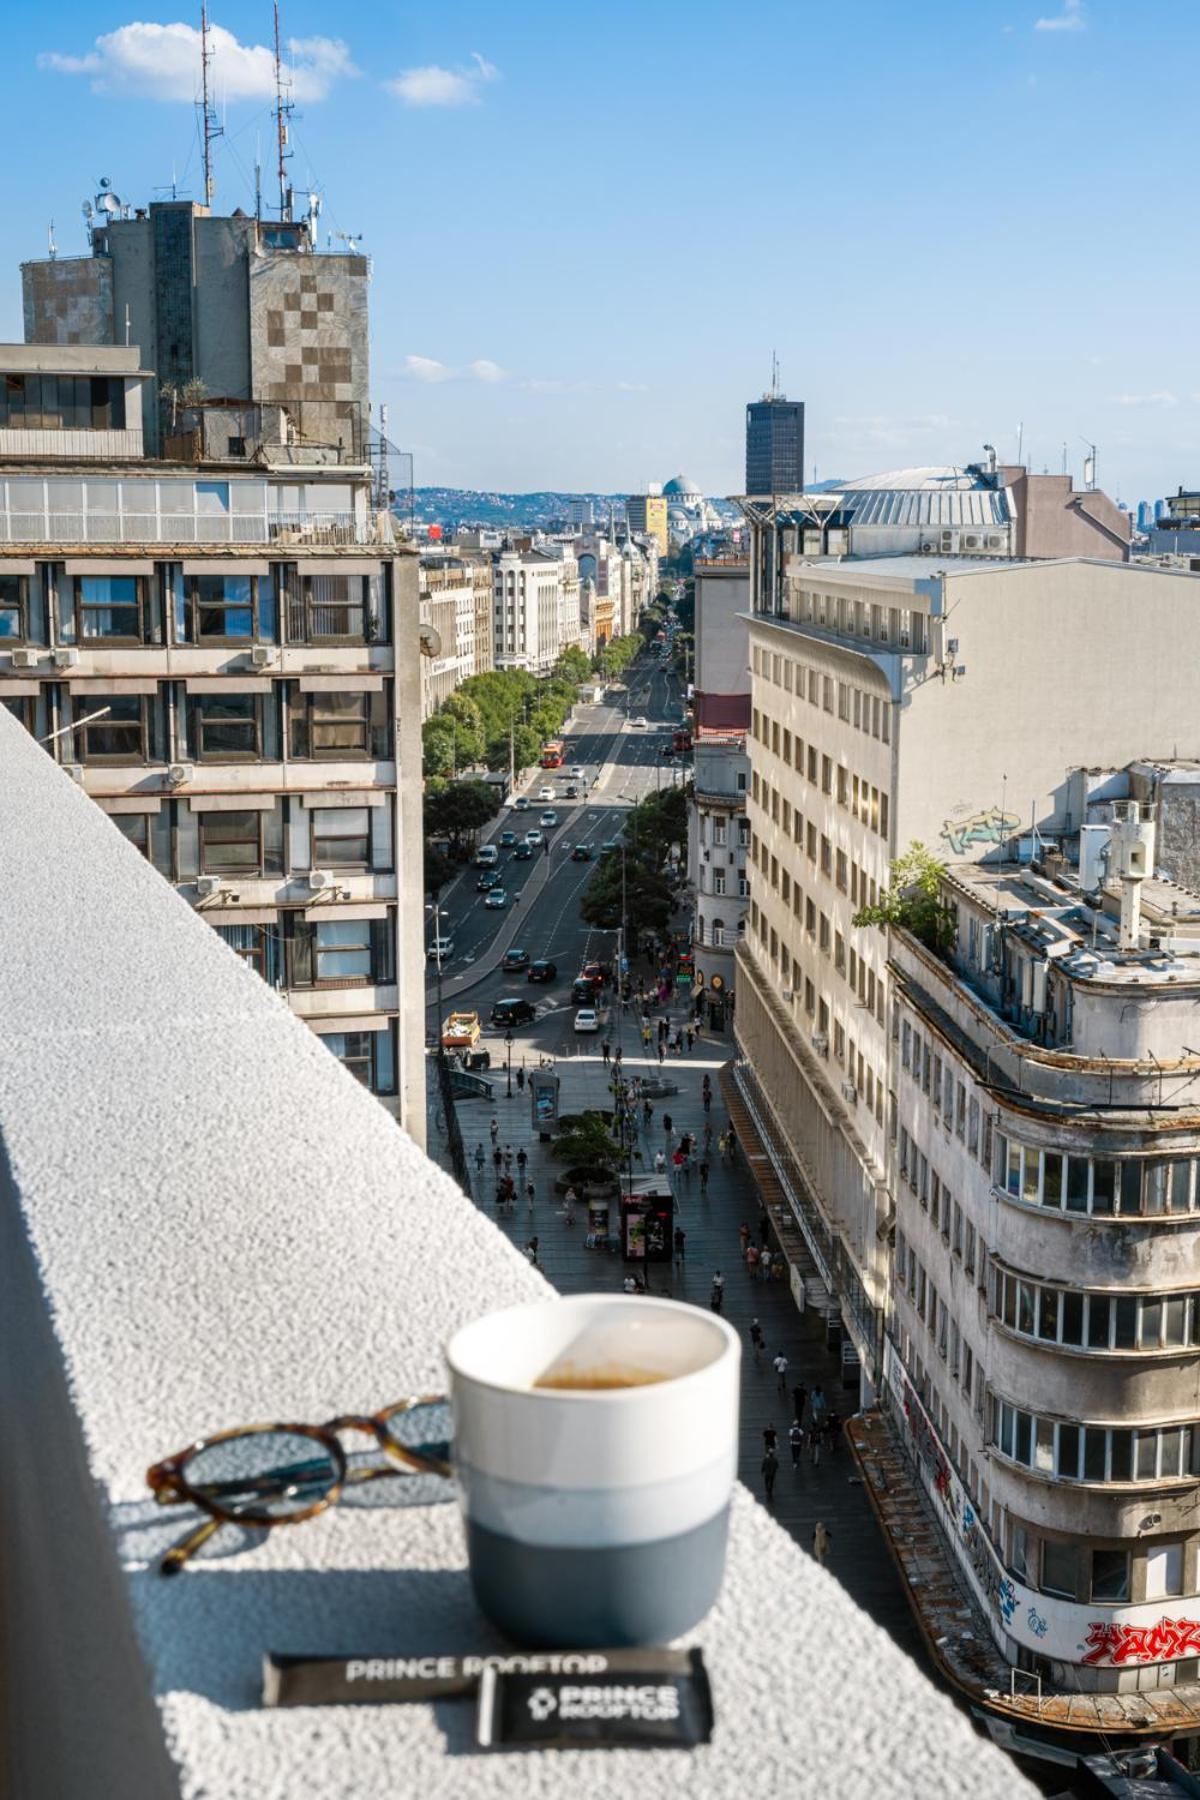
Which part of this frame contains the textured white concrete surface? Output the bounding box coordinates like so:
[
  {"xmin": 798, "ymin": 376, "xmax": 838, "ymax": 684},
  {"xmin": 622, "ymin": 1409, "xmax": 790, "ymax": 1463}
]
[{"xmin": 0, "ymin": 710, "xmax": 1031, "ymax": 1799}]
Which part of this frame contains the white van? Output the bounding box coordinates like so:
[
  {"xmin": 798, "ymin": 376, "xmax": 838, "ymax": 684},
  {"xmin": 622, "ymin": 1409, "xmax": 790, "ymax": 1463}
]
[{"xmin": 474, "ymin": 844, "xmax": 499, "ymax": 868}]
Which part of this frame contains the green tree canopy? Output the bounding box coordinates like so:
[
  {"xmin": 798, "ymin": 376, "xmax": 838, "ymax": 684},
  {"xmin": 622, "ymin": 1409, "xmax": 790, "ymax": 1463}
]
[
  {"xmin": 580, "ymin": 854, "xmax": 674, "ymax": 934},
  {"xmin": 421, "ymin": 715, "xmax": 458, "ymax": 779},
  {"xmin": 424, "ymin": 780, "xmax": 499, "ymax": 844},
  {"xmin": 423, "ymin": 841, "xmax": 455, "ymax": 895},
  {"xmin": 551, "ymin": 1112, "xmax": 622, "ymax": 1177},
  {"xmin": 438, "ymin": 693, "xmax": 485, "ymax": 766},
  {"xmin": 554, "ymin": 646, "xmax": 592, "ymax": 683},
  {"xmin": 852, "ymin": 841, "xmax": 956, "ymax": 954}
]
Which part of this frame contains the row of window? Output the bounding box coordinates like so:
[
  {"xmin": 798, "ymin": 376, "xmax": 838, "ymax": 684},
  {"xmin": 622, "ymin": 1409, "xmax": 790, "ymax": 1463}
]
[
  {"xmin": 3, "ymin": 686, "xmax": 392, "ymax": 766},
  {"xmin": 213, "ymin": 915, "xmax": 394, "ymax": 990},
  {"xmin": 995, "ymin": 1132, "xmax": 1200, "ymax": 1219},
  {"xmin": 0, "ymin": 372, "xmax": 127, "ymax": 432},
  {"xmin": 1010, "ymin": 1527, "xmax": 1185, "ymax": 1605},
  {"xmin": 990, "ymin": 1397, "xmax": 1200, "ymax": 1485},
  {"xmin": 896, "ymin": 1243, "xmax": 980, "ymax": 1407},
  {"xmin": 777, "ymin": 585, "xmax": 930, "ymax": 655},
  {"xmin": 751, "ymin": 640, "xmax": 896, "ymax": 738},
  {"xmin": 109, "ymin": 797, "xmax": 392, "ymax": 881},
  {"xmin": 899, "ymin": 1015, "xmax": 993, "ymax": 1174},
  {"xmin": 749, "ymin": 846, "xmax": 886, "ymax": 1026},
  {"xmin": 750, "ymin": 748, "xmax": 891, "ymax": 845},
  {"xmin": 696, "ymin": 813, "xmax": 751, "ymax": 848},
  {"xmin": 0, "ymin": 566, "xmax": 386, "ymax": 647},
  {"xmin": 696, "ymin": 866, "xmax": 750, "ymax": 898},
  {"xmin": 992, "ymin": 1264, "xmax": 1200, "ymax": 1354},
  {"xmin": 693, "ymin": 916, "xmax": 745, "ymax": 948},
  {"xmin": 895, "ymin": 1146, "xmax": 979, "ymax": 1281}
]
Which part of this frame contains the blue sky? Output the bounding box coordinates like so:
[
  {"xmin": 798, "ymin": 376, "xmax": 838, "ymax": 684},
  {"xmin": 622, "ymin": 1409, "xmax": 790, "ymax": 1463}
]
[{"xmin": 4, "ymin": 0, "xmax": 1194, "ymax": 500}]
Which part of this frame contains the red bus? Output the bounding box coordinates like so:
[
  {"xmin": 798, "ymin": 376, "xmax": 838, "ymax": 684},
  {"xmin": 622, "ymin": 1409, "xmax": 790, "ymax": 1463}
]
[{"xmin": 540, "ymin": 740, "xmax": 565, "ymax": 768}]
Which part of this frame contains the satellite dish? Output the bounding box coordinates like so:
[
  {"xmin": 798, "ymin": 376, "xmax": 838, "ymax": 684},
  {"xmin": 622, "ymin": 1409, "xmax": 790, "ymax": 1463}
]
[{"xmin": 419, "ymin": 624, "xmax": 443, "ymax": 659}]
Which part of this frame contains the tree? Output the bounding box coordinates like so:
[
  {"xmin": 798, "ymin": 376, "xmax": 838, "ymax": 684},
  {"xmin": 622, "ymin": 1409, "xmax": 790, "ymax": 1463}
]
[
  {"xmin": 423, "ymin": 842, "xmax": 455, "ymax": 894},
  {"xmin": 580, "ymin": 854, "xmax": 674, "ymax": 934},
  {"xmin": 554, "ymin": 646, "xmax": 591, "ymax": 683},
  {"xmin": 425, "ymin": 780, "xmax": 499, "ymax": 846},
  {"xmin": 852, "ymin": 841, "xmax": 956, "ymax": 955},
  {"xmin": 422, "ymin": 715, "xmax": 457, "ymax": 779},
  {"xmin": 551, "ymin": 1112, "xmax": 622, "ymax": 1180},
  {"xmin": 438, "ymin": 693, "xmax": 485, "ymax": 766}
]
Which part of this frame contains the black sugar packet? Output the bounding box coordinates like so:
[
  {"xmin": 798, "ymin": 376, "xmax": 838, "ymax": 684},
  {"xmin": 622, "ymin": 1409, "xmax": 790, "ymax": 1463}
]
[{"xmin": 263, "ymin": 1647, "xmax": 713, "ymax": 1749}]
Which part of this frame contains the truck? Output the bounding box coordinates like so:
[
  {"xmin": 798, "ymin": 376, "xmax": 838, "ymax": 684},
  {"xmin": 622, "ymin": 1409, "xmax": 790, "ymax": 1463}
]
[
  {"xmin": 440, "ymin": 1011, "xmax": 482, "ymax": 1051},
  {"xmin": 540, "ymin": 739, "xmax": 565, "ymax": 769}
]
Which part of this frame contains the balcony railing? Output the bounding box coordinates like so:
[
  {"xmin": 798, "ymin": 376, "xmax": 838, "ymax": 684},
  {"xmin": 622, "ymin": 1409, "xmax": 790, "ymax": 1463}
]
[
  {"xmin": 0, "ymin": 709, "xmax": 1029, "ymax": 1800},
  {"xmin": 0, "ymin": 508, "xmax": 387, "ymax": 548}
]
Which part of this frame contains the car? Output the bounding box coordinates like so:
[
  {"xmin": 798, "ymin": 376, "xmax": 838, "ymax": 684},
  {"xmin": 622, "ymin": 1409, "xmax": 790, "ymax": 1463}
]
[
  {"xmin": 527, "ymin": 959, "xmax": 557, "ymax": 983},
  {"xmin": 512, "ymin": 842, "xmax": 534, "ymax": 860},
  {"xmin": 499, "ymin": 829, "xmax": 517, "ymax": 847},
  {"xmin": 501, "ymin": 947, "xmax": 530, "ymax": 972},
  {"xmin": 477, "ymin": 869, "xmax": 501, "ymax": 891},
  {"xmin": 630, "ymin": 716, "xmax": 649, "ymax": 729},
  {"xmin": 540, "ymin": 810, "xmax": 558, "ymax": 827},
  {"xmin": 581, "ymin": 960, "xmax": 610, "ymax": 983},
  {"xmin": 538, "ymin": 786, "xmax": 556, "ymax": 802},
  {"xmin": 570, "ymin": 844, "xmax": 592, "ymax": 862},
  {"xmin": 491, "ymin": 996, "xmax": 537, "ymax": 1028},
  {"xmin": 512, "ymin": 795, "xmax": 531, "ymax": 812},
  {"xmin": 572, "ymin": 765, "xmax": 586, "ymax": 779},
  {"xmin": 565, "ymin": 783, "xmax": 580, "ymax": 798},
  {"xmin": 524, "ymin": 829, "xmax": 544, "ymax": 846},
  {"xmin": 426, "ymin": 937, "xmax": 455, "ymax": 962},
  {"xmin": 573, "ymin": 1007, "xmax": 601, "ymax": 1034},
  {"xmin": 600, "ymin": 839, "xmax": 620, "ymax": 855},
  {"xmin": 483, "ymin": 889, "xmax": 508, "ymax": 909},
  {"xmin": 572, "ymin": 976, "xmax": 600, "ymax": 1004},
  {"xmin": 474, "ymin": 844, "xmax": 499, "ymax": 868}
]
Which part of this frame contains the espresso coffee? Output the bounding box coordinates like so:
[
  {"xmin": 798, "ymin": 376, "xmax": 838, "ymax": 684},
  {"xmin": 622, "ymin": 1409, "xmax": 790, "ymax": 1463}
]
[{"xmin": 533, "ymin": 1365, "xmax": 667, "ymax": 1391}]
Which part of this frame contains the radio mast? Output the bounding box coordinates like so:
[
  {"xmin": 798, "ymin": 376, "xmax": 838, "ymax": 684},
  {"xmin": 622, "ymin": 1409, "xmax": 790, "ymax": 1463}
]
[
  {"xmin": 273, "ymin": 2, "xmax": 294, "ymax": 220},
  {"xmin": 199, "ymin": 3, "xmax": 223, "ymax": 208}
]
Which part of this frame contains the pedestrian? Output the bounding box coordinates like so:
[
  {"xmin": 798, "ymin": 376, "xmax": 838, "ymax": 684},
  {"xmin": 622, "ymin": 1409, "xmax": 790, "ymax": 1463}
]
[
  {"xmin": 527, "ymin": 1179, "xmax": 535, "ymax": 1210},
  {"xmin": 657, "ymin": 1040, "xmax": 665, "ymax": 1065},
  {"xmin": 809, "ymin": 1427, "xmax": 822, "ymax": 1469},
  {"xmin": 738, "ymin": 1221, "xmax": 751, "ymax": 1258},
  {"xmin": 746, "ymin": 1242, "xmax": 760, "ymax": 1280},
  {"xmin": 811, "ymin": 1385, "xmax": 828, "ymax": 1429},
  {"xmin": 516, "ymin": 1066, "xmax": 525, "ymax": 1091},
  {"xmin": 717, "ymin": 1131, "xmax": 728, "ymax": 1159},
  {"xmin": 761, "ymin": 1449, "xmax": 779, "ymax": 1503},
  {"xmin": 686, "ymin": 1027, "xmax": 694, "ymax": 1052},
  {"xmin": 493, "ymin": 1145, "xmax": 503, "ymax": 1173},
  {"xmin": 703, "ymin": 1123, "xmax": 713, "ymax": 1153},
  {"xmin": 654, "ymin": 1149, "xmax": 666, "ymax": 1175},
  {"xmin": 643, "ymin": 1099, "xmax": 653, "ymax": 1126},
  {"xmin": 812, "ymin": 1521, "xmax": 832, "ymax": 1567},
  {"xmin": 564, "ymin": 1184, "xmax": 578, "ymax": 1219},
  {"xmin": 699, "ymin": 1159, "xmax": 710, "ymax": 1194},
  {"xmin": 674, "ymin": 1225, "xmax": 686, "ymax": 1269},
  {"xmin": 792, "ymin": 1382, "xmax": 808, "ymax": 1426},
  {"xmin": 516, "ymin": 1147, "xmax": 527, "ymax": 1177},
  {"xmin": 526, "ymin": 1236, "xmax": 541, "ymax": 1269},
  {"xmin": 762, "ymin": 1421, "xmax": 778, "ymax": 1453},
  {"xmin": 703, "ymin": 1087, "xmax": 711, "ymax": 1114},
  {"xmin": 663, "ymin": 1113, "xmax": 673, "ymax": 1139},
  {"xmin": 760, "ymin": 1246, "xmax": 773, "ymax": 1282},
  {"xmin": 503, "ymin": 1146, "xmax": 513, "ymax": 1172},
  {"xmin": 727, "ymin": 1125, "xmax": 738, "ymax": 1158},
  {"xmin": 773, "ymin": 1349, "xmax": 789, "ymax": 1393},
  {"xmin": 602, "ymin": 1039, "xmax": 611, "ymax": 1066},
  {"xmin": 474, "ymin": 1143, "xmax": 485, "ymax": 1174},
  {"xmin": 490, "ymin": 1118, "xmax": 499, "ymax": 1145},
  {"xmin": 710, "ymin": 1269, "xmax": 725, "ymax": 1313},
  {"xmin": 749, "ymin": 1318, "xmax": 764, "ymax": 1358},
  {"xmin": 789, "ymin": 1420, "xmax": 804, "ymax": 1468},
  {"xmin": 614, "ymin": 1045, "xmax": 623, "ymax": 1069}
]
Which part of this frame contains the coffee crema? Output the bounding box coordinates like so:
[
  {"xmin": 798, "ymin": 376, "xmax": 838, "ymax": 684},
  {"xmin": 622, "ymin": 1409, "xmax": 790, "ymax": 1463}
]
[{"xmin": 533, "ymin": 1364, "xmax": 668, "ymax": 1391}]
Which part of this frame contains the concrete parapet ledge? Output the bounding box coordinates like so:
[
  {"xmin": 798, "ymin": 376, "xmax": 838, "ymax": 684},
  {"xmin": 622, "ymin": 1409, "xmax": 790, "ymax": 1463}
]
[{"xmin": 0, "ymin": 709, "xmax": 1029, "ymax": 1799}]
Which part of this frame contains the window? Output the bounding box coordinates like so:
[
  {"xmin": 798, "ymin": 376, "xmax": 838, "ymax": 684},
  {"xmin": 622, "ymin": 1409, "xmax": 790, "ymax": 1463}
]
[
  {"xmin": 193, "ymin": 693, "xmax": 260, "ymax": 760},
  {"xmin": 215, "ymin": 922, "xmax": 284, "ymax": 988},
  {"xmin": 200, "ymin": 810, "xmax": 263, "ymax": 873},
  {"xmin": 76, "ymin": 693, "xmax": 145, "ymax": 762},
  {"xmin": 1145, "ymin": 1543, "xmax": 1185, "ymax": 1601},
  {"xmin": 77, "ymin": 575, "xmax": 142, "ymax": 642},
  {"xmin": 1041, "ymin": 1540, "xmax": 1079, "ymax": 1601},
  {"xmin": 289, "ymin": 689, "xmax": 388, "ymax": 760},
  {"xmin": 1009, "ymin": 1524, "xmax": 1030, "ymax": 1582},
  {"xmin": 322, "ymin": 1030, "xmax": 373, "ymax": 1085},
  {"xmin": 191, "ymin": 573, "xmax": 255, "ymax": 641},
  {"xmin": 112, "ymin": 812, "xmax": 149, "ymax": 858},
  {"xmin": 287, "ymin": 572, "xmax": 368, "ymax": 643},
  {"xmin": 0, "ymin": 574, "xmax": 27, "ymax": 640},
  {"xmin": 315, "ymin": 919, "xmax": 372, "ymax": 982},
  {"xmin": 1091, "ymin": 1550, "xmax": 1129, "ymax": 1604},
  {"xmin": 311, "ymin": 805, "xmax": 371, "ymax": 867}
]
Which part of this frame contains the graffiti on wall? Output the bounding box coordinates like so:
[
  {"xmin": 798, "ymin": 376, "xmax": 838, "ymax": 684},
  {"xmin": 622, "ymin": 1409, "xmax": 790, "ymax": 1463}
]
[
  {"xmin": 1082, "ymin": 1618, "xmax": 1200, "ymax": 1667},
  {"xmin": 939, "ymin": 807, "xmax": 1020, "ymax": 857}
]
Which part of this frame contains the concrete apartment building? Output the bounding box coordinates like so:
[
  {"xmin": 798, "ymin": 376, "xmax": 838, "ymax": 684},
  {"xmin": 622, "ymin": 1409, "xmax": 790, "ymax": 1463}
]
[
  {"xmin": 491, "ymin": 548, "xmax": 564, "ymax": 673},
  {"xmin": 688, "ymin": 560, "xmax": 752, "ymax": 1022},
  {"xmin": 418, "ymin": 557, "xmax": 475, "ymax": 719},
  {"xmin": 889, "ymin": 797, "xmax": 1200, "ymax": 1703},
  {"xmin": 0, "ymin": 226, "xmax": 425, "ymax": 1139},
  {"xmin": 626, "ymin": 490, "xmax": 669, "ymax": 557}
]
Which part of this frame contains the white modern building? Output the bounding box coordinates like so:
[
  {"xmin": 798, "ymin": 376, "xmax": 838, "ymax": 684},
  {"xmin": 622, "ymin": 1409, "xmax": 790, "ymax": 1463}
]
[{"xmin": 491, "ymin": 549, "xmax": 565, "ymax": 674}]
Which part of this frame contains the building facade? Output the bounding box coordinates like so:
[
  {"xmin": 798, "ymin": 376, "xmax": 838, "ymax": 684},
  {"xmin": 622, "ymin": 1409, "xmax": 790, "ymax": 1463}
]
[
  {"xmin": 491, "ymin": 549, "xmax": 564, "ymax": 674},
  {"xmin": 418, "ymin": 558, "xmax": 476, "ymax": 719},
  {"xmin": 626, "ymin": 492, "xmax": 669, "ymax": 557},
  {"xmin": 745, "ymin": 395, "xmax": 805, "ymax": 496}
]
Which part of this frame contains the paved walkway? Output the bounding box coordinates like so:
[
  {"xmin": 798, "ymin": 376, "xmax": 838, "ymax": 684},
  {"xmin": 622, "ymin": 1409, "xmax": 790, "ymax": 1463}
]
[{"xmin": 440, "ymin": 974, "xmax": 925, "ymax": 1668}]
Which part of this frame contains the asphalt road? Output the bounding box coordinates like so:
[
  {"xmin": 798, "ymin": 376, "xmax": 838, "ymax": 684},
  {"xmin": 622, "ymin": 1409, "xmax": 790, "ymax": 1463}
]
[{"xmin": 425, "ymin": 656, "xmax": 686, "ymax": 1065}]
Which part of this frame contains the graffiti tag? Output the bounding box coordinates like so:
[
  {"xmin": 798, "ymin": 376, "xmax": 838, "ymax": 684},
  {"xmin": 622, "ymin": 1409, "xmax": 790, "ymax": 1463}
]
[
  {"xmin": 1082, "ymin": 1617, "xmax": 1200, "ymax": 1667},
  {"xmin": 1026, "ymin": 1607, "xmax": 1048, "ymax": 1639},
  {"xmin": 939, "ymin": 808, "xmax": 1020, "ymax": 857}
]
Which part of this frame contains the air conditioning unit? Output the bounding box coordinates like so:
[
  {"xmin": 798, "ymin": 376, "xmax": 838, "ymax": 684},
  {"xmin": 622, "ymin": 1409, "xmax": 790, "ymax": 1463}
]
[
  {"xmin": 250, "ymin": 645, "xmax": 276, "ymax": 668},
  {"xmin": 307, "ymin": 869, "xmax": 331, "ymax": 890},
  {"xmin": 166, "ymin": 763, "xmax": 192, "ymax": 787},
  {"xmin": 781, "ymin": 987, "xmax": 794, "ymax": 1002},
  {"xmin": 811, "ymin": 1031, "xmax": 829, "ymax": 1054},
  {"xmin": 195, "ymin": 874, "xmax": 222, "ymax": 899},
  {"xmin": 841, "ymin": 1081, "xmax": 858, "ymax": 1104},
  {"xmin": 963, "ymin": 534, "xmax": 982, "ymax": 552},
  {"xmin": 53, "ymin": 646, "xmax": 79, "ymax": 669},
  {"xmin": 986, "ymin": 534, "xmax": 1006, "ymax": 551},
  {"xmin": 940, "ymin": 531, "xmax": 956, "ymax": 551},
  {"xmin": 10, "ymin": 647, "xmax": 40, "ymax": 669}
]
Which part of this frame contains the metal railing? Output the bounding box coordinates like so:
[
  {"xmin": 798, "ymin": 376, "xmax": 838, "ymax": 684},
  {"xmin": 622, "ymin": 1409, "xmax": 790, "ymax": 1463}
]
[{"xmin": 0, "ymin": 510, "xmax": 385, "ymax": 548}]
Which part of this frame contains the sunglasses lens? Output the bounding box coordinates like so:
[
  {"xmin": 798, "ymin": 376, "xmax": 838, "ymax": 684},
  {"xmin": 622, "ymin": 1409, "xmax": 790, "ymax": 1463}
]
[
  {"xmin": 382, "ymin": 1400, "xmax": 453, "ymax": 1470},
  {"xmin": 182, "ymin": 1429, "xmax": 338, "ymax": 1521}
]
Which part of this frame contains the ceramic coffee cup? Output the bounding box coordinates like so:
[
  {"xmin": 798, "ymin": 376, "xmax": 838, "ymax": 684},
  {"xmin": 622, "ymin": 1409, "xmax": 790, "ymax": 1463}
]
[{"xmin": 445, "ymin": 1293, "xmax": 740, "ymax": 1647}]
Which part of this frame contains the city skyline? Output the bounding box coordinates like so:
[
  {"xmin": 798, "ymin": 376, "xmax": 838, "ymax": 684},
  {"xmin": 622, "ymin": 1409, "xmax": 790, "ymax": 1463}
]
[{"xmin": 4, "ymin": 0, "xmax": 1196, "ymax": 500}]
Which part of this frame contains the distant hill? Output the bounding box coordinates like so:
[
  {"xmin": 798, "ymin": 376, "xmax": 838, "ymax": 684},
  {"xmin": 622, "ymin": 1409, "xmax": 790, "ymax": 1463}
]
[{"xmin": 404, "ymin": 487, "xmax": 743, "ymax": 531}]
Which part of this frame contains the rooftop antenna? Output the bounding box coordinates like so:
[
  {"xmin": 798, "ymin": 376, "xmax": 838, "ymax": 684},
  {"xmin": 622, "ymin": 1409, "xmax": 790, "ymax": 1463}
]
[
  {"xmin": 1016, "ymin": 421, "xmax": 1024, "ymax": 469},
  {"xmin": 254, "ymin": 137, "xmax": 262, "ymax": 221},
  {"xmin": 199, "ymin": 2, "xmax": 223, "ymax": 209},
  {"xmin": 47, "ymin": 220, "xmax": 57, "ymax": 260},
  {"xmin": 770, "ymin": 349, "xmax": 780, "ymax": 398},
  {"xmin": 273, "ymin": 1, "xmax": 294, "ymax": 221},
  {"xmin": 1080, "ymin": 437, "xmax": 1097, "ymax": 491}
]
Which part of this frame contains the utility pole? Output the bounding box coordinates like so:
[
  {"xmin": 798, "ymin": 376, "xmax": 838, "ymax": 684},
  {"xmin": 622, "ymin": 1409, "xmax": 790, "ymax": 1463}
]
[
  {"xmin": 199, "ymin": 3, "xmax": 223, "ymax": 209},
  {"xmin": 273, "ymin": 1, "xmax": 293, "ymax": 221}
]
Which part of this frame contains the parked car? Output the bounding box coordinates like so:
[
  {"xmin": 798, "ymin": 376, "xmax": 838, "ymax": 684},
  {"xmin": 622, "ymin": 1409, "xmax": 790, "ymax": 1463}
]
[
  {"xmin": 527, "ymin": 959, "xmax": 557, "ymax": 983},
  {"xmin": 540, "ymin": 810, "xmax": 558, "ymax": 827},
  {"xmin": 524, "ymin": 829, "xmax": 544, "ymax": 846},
  {"xmin": 499, "ymin": 829, "xmax": 518, "ymax": 847},
  {"xmin": 570, "ymin": 844, "xmax": 592, "ymax": 862},
  {"xmin": 427, "ymin": 937, "xmax": 455, "ymax": 962},
  {"xmin": 491, "ymin": 997, "xmax": 537, "ymax": 1028},
  {"xmin": 502, "ymin": 947, "xmax": 530, "ymax": 972},
  {"xmin": 483, "ymin": 889, "xmax": 508, "ymax": 909},
  {"xmin": 513, "ymin": 842, "xmax": 534, "ymax": 860},
  {"xmin": 477, "ymin": 869, "xmax": 501, "ymax": 891},
  {"xmin": 573, "ymin": 1007, "xmax": 601, "ymax": 1034}
]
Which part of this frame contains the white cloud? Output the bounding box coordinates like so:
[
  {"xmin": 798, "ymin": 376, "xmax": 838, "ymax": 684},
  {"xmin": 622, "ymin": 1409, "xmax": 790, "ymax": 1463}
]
[
  {"xmin": 402, "ymin": 355, "xmax": 454, "ymax": 383},
  {"xmin": 1035, "ymin": 0, "xmax": 1085, "ymax": 32},
  {"xmin": 468, "ymin": 358, "xmax": 507, "ymax": 383},
  {"xmin": 399, "ymin": 355, "xmax": 510, "ymax": 384},
  {"xmin": 1110, "ymin": 391, "xmax": 1179, "ymax": 408},
  {"xmin": 38, "ymin": 21, "xmax": 354, "ymax": 101},
  {"xmin": 616, "ymin": 380, "xmax": 649, "ymax": 393},
  {"xmin": 386, "ymin": 51, "xmax": 498, "ymax": 107}
]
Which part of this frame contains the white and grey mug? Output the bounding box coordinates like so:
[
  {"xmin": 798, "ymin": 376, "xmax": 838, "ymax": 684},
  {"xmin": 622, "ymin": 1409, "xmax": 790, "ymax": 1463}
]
[{"xmin": 445, "ymin": 1294, "xmax": 740, "ymax": 1647}]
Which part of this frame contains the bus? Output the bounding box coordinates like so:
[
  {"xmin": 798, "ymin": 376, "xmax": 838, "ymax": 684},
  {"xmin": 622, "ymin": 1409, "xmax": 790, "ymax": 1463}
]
[{"xmin": 540, "ymin": 739, "xmax": 565, "ymax": 769}]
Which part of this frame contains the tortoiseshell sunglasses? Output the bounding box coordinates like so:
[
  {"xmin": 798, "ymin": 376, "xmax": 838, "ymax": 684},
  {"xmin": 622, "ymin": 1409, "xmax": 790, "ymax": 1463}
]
[{"xmin": 146, "ymin": 1396, "xmax": 452, "ymax": 1575}]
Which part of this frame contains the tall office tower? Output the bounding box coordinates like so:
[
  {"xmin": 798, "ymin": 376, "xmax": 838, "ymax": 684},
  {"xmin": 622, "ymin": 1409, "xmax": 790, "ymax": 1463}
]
[{"xmin": 745, "ymin": 395, "xmax": 804, "ymax": 496}]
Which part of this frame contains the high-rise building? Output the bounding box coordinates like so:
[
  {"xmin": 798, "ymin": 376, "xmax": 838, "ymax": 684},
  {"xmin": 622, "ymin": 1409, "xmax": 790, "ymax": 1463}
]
[
  {"xmin": 626, "ymin": 492, "xmax": 669, "ymax": 557},
  {"xmin": 745, "ymin": 395, "xmax": 804, "ymax": 496}
]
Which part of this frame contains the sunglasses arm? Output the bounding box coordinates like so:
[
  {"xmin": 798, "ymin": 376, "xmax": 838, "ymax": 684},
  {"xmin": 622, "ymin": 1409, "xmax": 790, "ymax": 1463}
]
[{"xmin": 160, "ymin": 1512, "xmax": 223, "ymax": 1577}]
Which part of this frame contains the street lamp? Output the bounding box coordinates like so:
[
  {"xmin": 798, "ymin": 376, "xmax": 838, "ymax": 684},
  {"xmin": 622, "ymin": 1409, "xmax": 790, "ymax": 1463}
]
[{"xmin": 505, "ymin": 1029, "xmax": 514, "ymax": 1098}]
